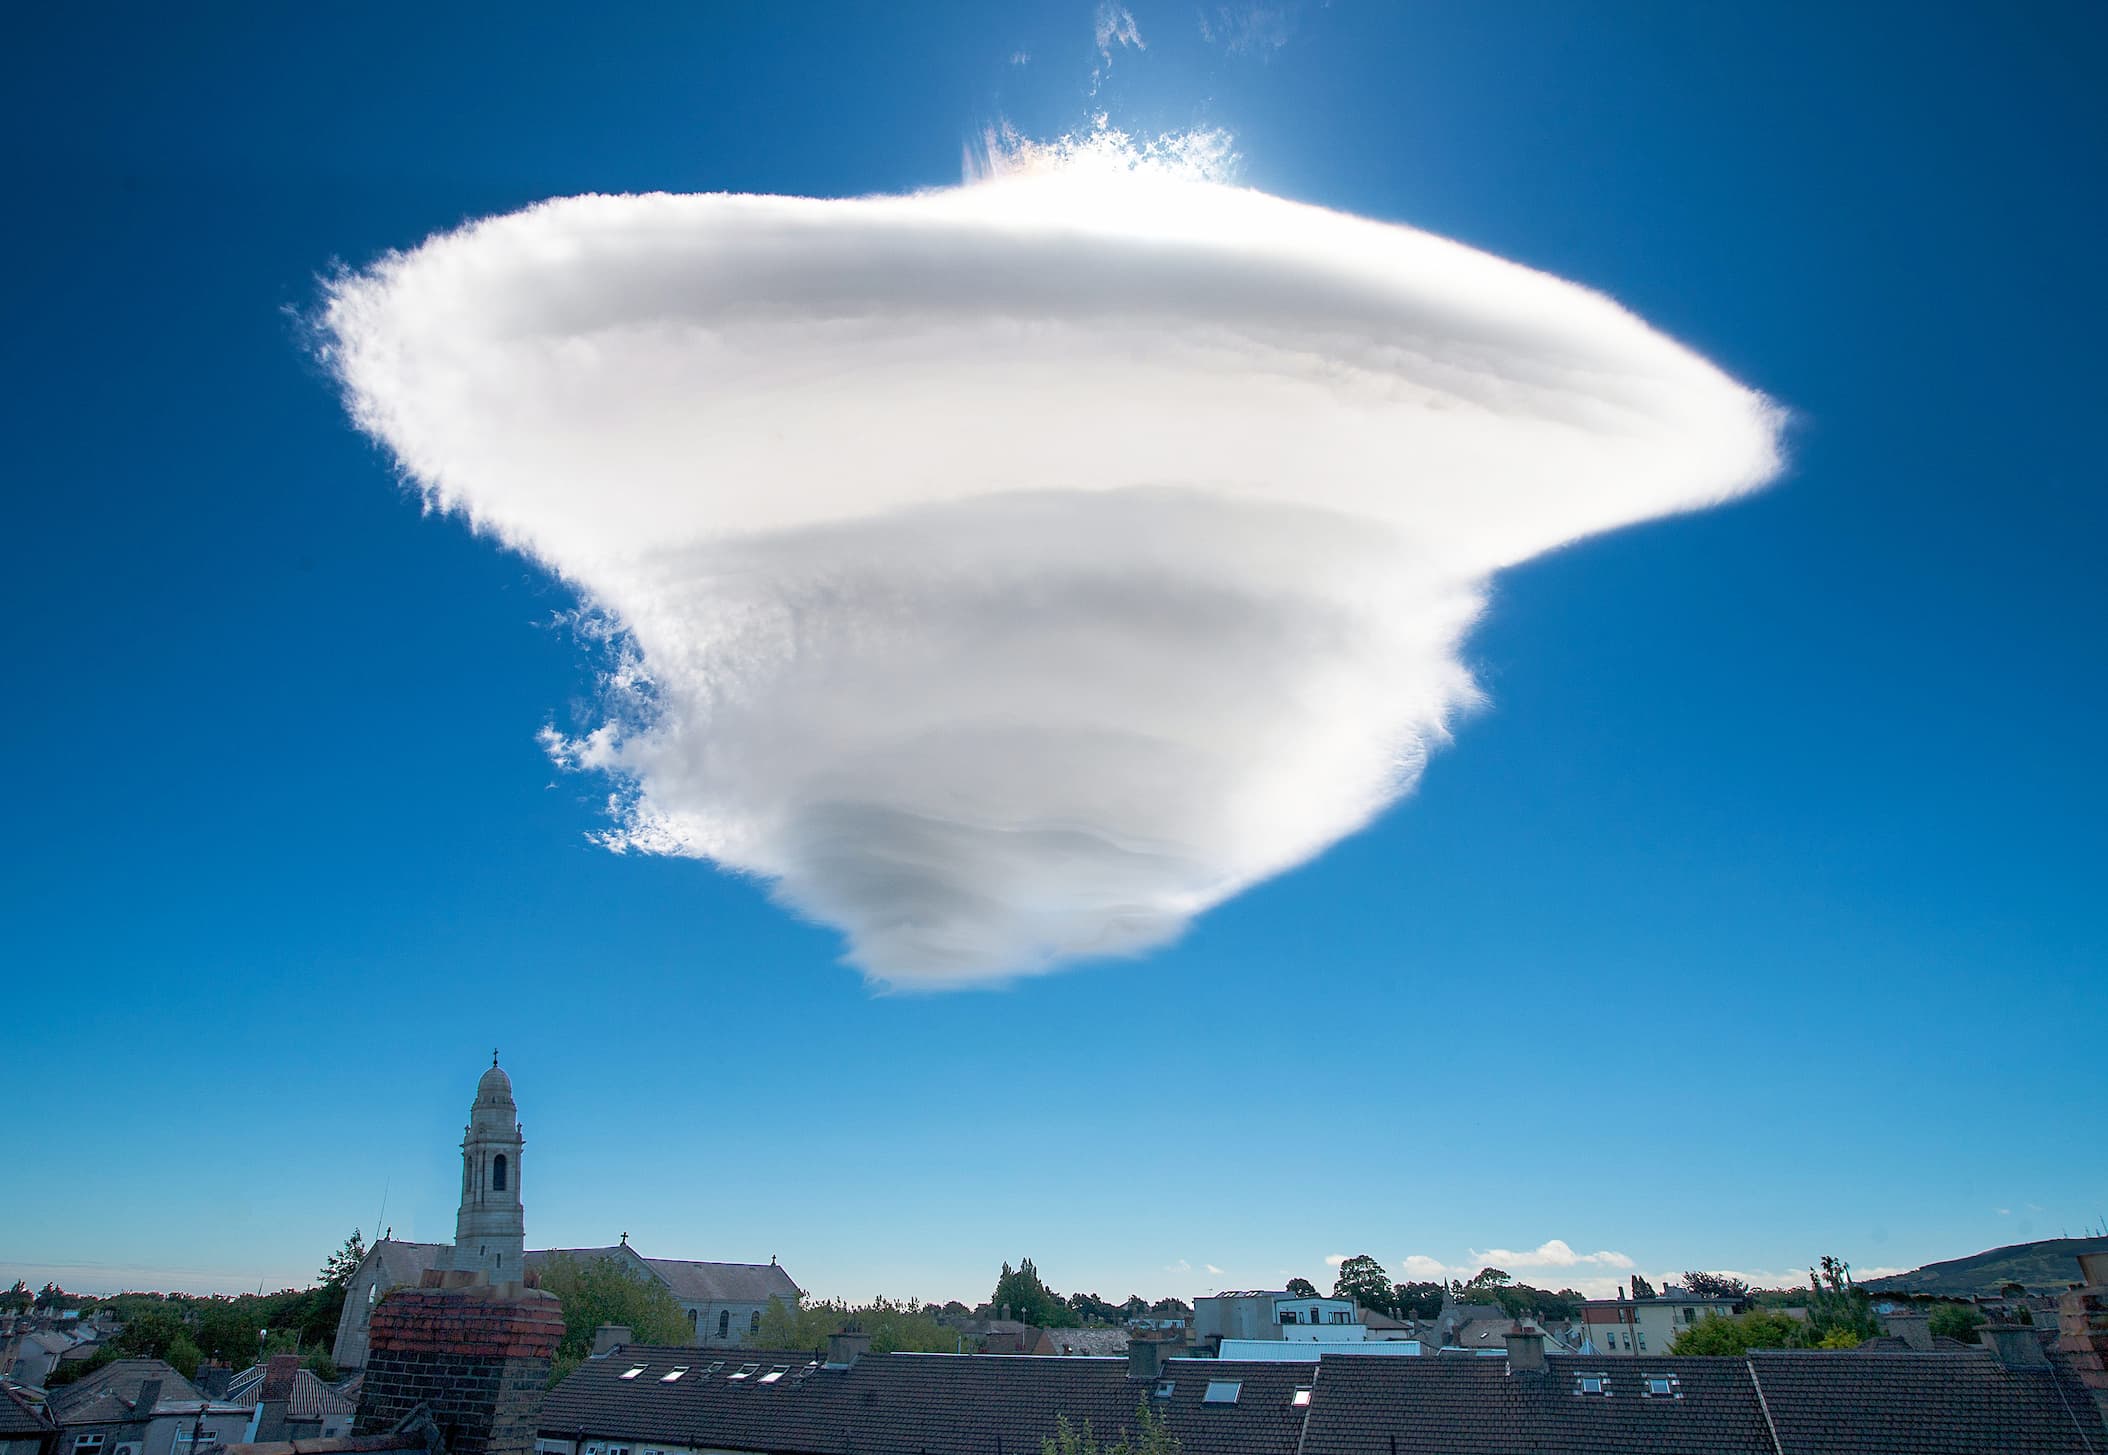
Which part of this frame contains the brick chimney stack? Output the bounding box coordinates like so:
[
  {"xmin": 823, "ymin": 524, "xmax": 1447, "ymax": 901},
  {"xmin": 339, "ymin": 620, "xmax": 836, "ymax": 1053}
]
[
  {"xmin": 254, "ymin": 1354, "xmax": 301, "ymax": 1443},
  {"xmin": 1504, "ymin": 1323, "xmax": 1548, "ymax": 1375},
  {"xmin": 353, "ymin": 1283, "xmax": 565, "ymax": 1455},
  {"xmin": 2057, "ymin": 1253, "xmax": 2108, "ymax": 1424}
]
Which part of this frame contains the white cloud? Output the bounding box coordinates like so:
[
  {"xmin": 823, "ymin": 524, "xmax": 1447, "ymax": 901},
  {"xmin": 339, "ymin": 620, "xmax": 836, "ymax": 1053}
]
[
  {"xmin": 1094, "ymin": 2, "xmax": 1145, "ymax": 62},
  {"xmin": 1206, "ymin": 1263, "xmax": 1224, "ymax": 1275},
  {"xmin": 1324, "ymin": 1254, "xmax": 1349, "ymax": 1268},
  {"xmin": 322, "ymin": 137, "xmax": 1781, "ymax": 988},
  {"xmin": 1201, "ymin": 4, "xmax": 1294, "ymax": 55},
  {"xmin": 1166, "ymin": 1258, "xmax": 1193, "ymax": 1274},
  {"xmin": 1010, "ymin": 50, "xmax": 1031, "ymax": 65}
]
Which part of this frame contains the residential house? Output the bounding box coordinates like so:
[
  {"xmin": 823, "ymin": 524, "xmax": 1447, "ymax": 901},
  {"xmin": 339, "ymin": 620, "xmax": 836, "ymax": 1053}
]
[
  {"xmin": 42, "ymin": 1361, "xmax": 249, "ymax": 1455},
  {"xmin": 1, "ymin": 1387, "xmax": 58, "ymax": 1455},
  {"xmin": 1299, "ymin": 1325, "xmax": 2105, "ymax": 1455},
  {"xmin": 531, "ymin": 1327, "xmax": 2105, "ymax": 1455},
  {"xmin": 4, "ymin": 1332, "xmax": 78, "ymax": 1389},
  {"xmin": 537, "ymin": 1339, "xmax": 1314, "ymax": 1455},
  {"xmin": 1194, "ymin": 1293, "xmax": 1361, "ymax": 1351},
  {"xmin": 1578, "ymin": 1287, "xmax": 1739, "ymax": 1355},
  {"xmin": 223, "ymin": 1358, "xmax": 355, "ymax": 1443}
]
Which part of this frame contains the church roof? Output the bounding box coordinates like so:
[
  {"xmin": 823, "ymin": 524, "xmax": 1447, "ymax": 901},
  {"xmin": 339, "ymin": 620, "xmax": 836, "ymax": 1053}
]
[{"xmin": 643, "ymin": 1257, "xmax": 802, "ymax": 1305}]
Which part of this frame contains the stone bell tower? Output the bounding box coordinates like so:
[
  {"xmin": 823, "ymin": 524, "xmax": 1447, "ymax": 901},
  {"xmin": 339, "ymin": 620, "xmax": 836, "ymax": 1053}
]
[{"xmin": 439, "ymin": 1051, "xmax": 526, "ymax": 1282}]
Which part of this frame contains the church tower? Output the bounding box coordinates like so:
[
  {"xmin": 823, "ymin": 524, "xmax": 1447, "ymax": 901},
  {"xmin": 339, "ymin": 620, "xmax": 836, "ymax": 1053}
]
[{"xmin": 440, "ymin": 1052, "xmax": 526, "ymax": 1282}]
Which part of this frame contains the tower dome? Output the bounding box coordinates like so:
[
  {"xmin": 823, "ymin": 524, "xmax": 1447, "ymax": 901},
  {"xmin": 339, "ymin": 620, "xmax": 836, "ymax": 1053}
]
[{"xmin": 475, "ymin": 1058, "xmax": 514, "ymax": 1106}]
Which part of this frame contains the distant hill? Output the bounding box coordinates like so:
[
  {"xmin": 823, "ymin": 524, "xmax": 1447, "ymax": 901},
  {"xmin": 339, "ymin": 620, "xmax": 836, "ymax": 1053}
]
[{"xmin": 1861, "ymin": 1237, "xmax": 2108, "ymax": 1296}]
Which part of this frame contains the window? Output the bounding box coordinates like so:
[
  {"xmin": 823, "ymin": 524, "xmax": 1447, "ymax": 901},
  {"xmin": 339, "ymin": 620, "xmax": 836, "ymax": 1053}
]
[
  {"xmin": 750, "ymin": 1310, "xmax": 762, "ymax": 1335},
  {"xmin": 660, "ymin": 1367, "xmax": 689, "ymax": 1383},
  {"xmin": 688, "ymin": 1309, "xmax": 699, "ymax": 1333},
  {"xmin": 492, "ymin": 1154, "xmax": 507, "ymax": 1191},
  {"xmin": 1152, "ymin": 1380, "xmax": 1175, "ymax": 1401},
  {"xmin": 1644, "ymin": 1375, "xmax": 1679, "ymax": 1398},
  {"xmin": 1576, "ymin": 1375, "xmax": 1607, "ymax": 1396},
  {"xmin": 1202, "ymin": 1380, "xmax": 1242, "ymax": 1405},
  {"xmin": 368, "ymin": 1283, "xmax": 379, "ymax": 1306},
  {"xmin": 704, "ymin": 1362, "xmax": 725, "ymax": 1375},
  {"xmin": 759, "ymin": 1366, "xmax": 790, "ymax": 1384},
  {"xmin": 619, "ymin": 1365, "xmax": 647, "ymax": 1380},
  {"xmin": 718, "ymin": 1311, "xmax": 730, "ymax": 1340},
  {"xmin": 729, "ymin": 1363, "xmax": 760, "ymax": 1381},
  {"xmin": 1636, "ymin": 1333, "xmax": 1646, "ymax": 1351},
  {"xmin": 1291, "ymin": 1388, "xmax": 1312, "ymax": 1408}
]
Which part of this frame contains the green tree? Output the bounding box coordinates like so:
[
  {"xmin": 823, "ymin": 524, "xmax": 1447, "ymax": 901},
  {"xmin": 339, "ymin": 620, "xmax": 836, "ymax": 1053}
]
[
  {"xmin": 114, "ymin": 1309, "xmax": 190, "ymax": 1364},
  {"xmin": 1284, "ymin": 1278, "xmax": 1318, "ymax": 1300},
  {"xmin": 1681, "ymin": 1271, "xmax": 1750, "ymax": 1302},
  {"xmin": 35, "ymin": 1282, "xmax": 66, "ymax": 1312},
  {"xmin": 536, "ymin": 1254, "xmax": 692, "ymax": 1384},
  {"xmin": 1331, "ymin": 1256, "xmax": 1395, "ymax": 1315},
  {"xmin": 992, "ymin": 1258, "xmax": 1076, "ymax": 1328},
  {"xmin": 1927, "ymin": 1303, "xmax": 1985, "ymax": 1344},
  {"xmin": 1629, "ymin": 1274, "xmax": 1656, "ymax": 1300},
  {"xmin": 1668, "ymin": 1309, "xmax": 1803, "ymax": 1355},
  {"xmin": 1, "ymin": 1281, "xmax": 30, "ymax": 1314},
  {"xmin": 297, "ymin": 1230, "xmax": 369, "ymax": 1349},
  {"xmin": 1391, "ymin": 1282, "xmax": 1444, "ymax": 1320},
  {"xmin": 755, "ymin": 1296, "xmax": 958, "ymax": 1355},
  {"xmin": 1042, "ymin": 1403, "xmax": 1182, "ymax": 1455}
]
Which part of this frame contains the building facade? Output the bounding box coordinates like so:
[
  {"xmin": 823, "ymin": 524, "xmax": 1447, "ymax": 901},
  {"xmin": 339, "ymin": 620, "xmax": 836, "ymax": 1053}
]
[{"xmin": 332, "ymin": 1060, "xmax": 800, "ymax": 1370}]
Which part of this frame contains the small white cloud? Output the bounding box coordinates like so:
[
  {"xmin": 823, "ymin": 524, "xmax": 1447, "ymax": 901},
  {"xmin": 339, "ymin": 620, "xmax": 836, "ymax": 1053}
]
[
  {"xmin": 1998, "ymin": 1208, "xmax": 2013, "ymax": 1216},
  {"xmin": 1205, "ymin": 1264, "xmax": 1224, "ymax": 1275},
  {"xmin": 1469, "ymin": 1239, "xmax": 1635, "ymax": 1272},
  {"xmin": 1010, "ymin": 50, "xmax": 1031, "ymax": 65},
  {"xmin": 1324, "ymin": 1254, "xmax": 1349, "ymax": 1268},
  {"xmin": 1399, "ymin": 1254, "xmax": 1450, "ymax": 1279},
  {"xmin": 1202, "ymin": 3, "xmax": 1294, "ymax": 56},
  {"xmin": 1166, "ymin": 1258, "xmax": 1193, "ymax": 1274},
  {"xmin": 1094, "ymin": 1, "xmax": 1145, "ymax": 61}
]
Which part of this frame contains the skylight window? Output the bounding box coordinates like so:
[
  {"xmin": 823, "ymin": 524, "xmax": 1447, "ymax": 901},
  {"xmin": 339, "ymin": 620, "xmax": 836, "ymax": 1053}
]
[
  {"xmin": 1153, "ymin": 1380, "xmax": 1176, "ymax": 1400},
  {"xmin": 1203, "ymin": 1380, "xmax": 1242, "ymax": 1405},
  {"xmin": 1576, "ymin": 1375, "xmax": 1607, "ymax": 1396},
  {"xmin": 660, "ymin": 1368, "xmax": 688, "ymax": 1383},
  {"xmin": 759, "ymin": 1366, "xmax": 790, "ymax": 1384},
  {"xmin": 704, "ymin": 1362, "xmax": 724, "ymax": 1375},
  {"xmin": 619, "ymin": 1366, "xmax": 646, "ymax": 1381},
  {"xmin": 1292, "ymin": 1388, "xmax": 1312, "ymax": 1408},
  {"xmin": 729, "ymin": 1363, "xmax": 760, "ymax": 1381},
  {"xmin": 1644, "ymin": 1375, "xmax": 1679, "ymax": 1398}
]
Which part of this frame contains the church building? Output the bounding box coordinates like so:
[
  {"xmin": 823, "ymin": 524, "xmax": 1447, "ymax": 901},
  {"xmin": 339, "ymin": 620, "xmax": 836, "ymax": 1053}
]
[{"xmin": 332, "ymin": 1056, "xmax": 801, "ymax": 1369}]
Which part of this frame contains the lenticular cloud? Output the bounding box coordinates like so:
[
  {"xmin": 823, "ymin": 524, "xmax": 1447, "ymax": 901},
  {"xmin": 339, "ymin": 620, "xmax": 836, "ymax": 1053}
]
[{"xmin": 323, "ymin": 154, "xmax": 1782, "ymax": 987}]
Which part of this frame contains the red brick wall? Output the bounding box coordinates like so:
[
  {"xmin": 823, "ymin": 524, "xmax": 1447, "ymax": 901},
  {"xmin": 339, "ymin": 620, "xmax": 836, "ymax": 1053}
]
[{"xmin": 354, "ymin": 1287, "xmax": 565, "ymax": 1455}]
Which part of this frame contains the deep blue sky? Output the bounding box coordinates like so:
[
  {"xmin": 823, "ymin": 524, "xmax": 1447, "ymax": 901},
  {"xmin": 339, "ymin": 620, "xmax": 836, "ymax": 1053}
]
[{"xmin": 4, "ymin": 2, "xmax": 2102, "ymax": 1303}]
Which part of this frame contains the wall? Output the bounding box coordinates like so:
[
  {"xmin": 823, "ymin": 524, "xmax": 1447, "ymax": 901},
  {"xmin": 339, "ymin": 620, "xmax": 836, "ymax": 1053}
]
[{"xmin": 353, "ymin": 1287, "xmax": 564, "ymax": 1455}]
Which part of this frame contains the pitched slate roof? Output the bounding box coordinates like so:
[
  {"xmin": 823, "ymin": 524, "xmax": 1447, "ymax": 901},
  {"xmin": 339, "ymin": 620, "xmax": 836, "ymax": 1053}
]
[
  {"xmin": 542, "ymin": 1347, "xmax": 1308, "ymax": 1455},
  {"xmin": 642, "ymin": 1259, "xmax": 801, "ymax": 1305},
  {"xmin": 1298, "ymin": 1350, "xmax": 2108, "ymax": 1455},
  {"xmin": 225, "ymin": 1366, "xmax": 356, "ymax": 1420},
  {"xmin": 1, "ymin": 1385, "xmax": 56, "ymax": 1437},
  {"xmin": 47, "ymin": 1359, "xmax": 203, "ymax": 1426},
  {"xmin": 1747, "ymin": 1348, "xmax": 2106, "ymax": 1454}
]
